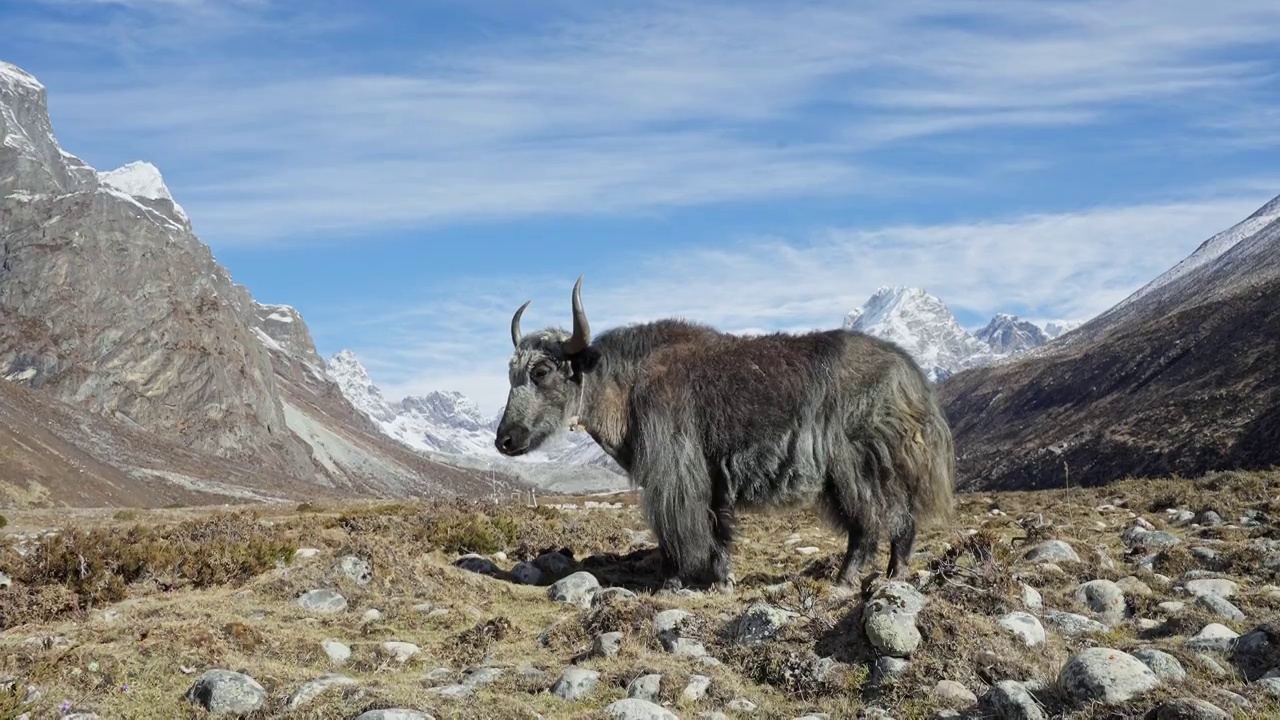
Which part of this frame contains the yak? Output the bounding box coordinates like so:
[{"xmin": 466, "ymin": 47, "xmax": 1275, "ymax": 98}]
[{"xmin": 494, "ymin": 276, "xmax": 957, "ymax": 591}]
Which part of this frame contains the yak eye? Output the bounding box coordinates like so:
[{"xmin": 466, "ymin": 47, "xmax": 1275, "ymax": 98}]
[{"xmin": 531, "ymin": 363, "xmax": 552, "ymax": 382}]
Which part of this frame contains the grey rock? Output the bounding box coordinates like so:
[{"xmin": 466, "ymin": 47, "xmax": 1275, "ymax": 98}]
[
  {"xmin": 1184, "ymin": 578, "xmax": 1237, "ymax": 599},
  {"xmin": 997, "ymin": 612, "xmax": 1046, "ymax": 648},
  {"xmin": 380, "ymin": 641, "xmax": 421, "ymax": 663},
  {"xmin": 604, "ymin": 699, "xmax": 679, "ymax": 720},
  {"xmin": 1044, "ymin": 610, "xmax": 1107, "ymax": 636},
  {"xmin": 286, "ymin": 674, "xmax": 357, "ymax": 710},
  {"xmin": 682, "ymin": 674, "xmax": 711, "ymax": 702},
  {"xmin": 1190, "ymin": 547, "xmax": 1220, "ymax": 565},
  {"xmin": 981, "ymin": 680, "xmax": 1047, "ymax": 720},
  {"xmin": 1130, "ymin": 648, "xmax": 1187, "ymax": 682},
  {"xmin": 0, "ymin": 572, "xmax": 11, "ymax": 588},
  {"xmin": 863, "ymin": 581, "xmax": 926, "ymax": 658},
  {"xmin": 1195, "ymin": 593, "xmax": 1245, "ymax": 622},
  {"xmin": 592, "ymin": 587, "xmax": 639, "ymax": 606},
  {"xmin": 550, "ymin": 668, "xmax": 600, "ymax": 700},
  {"xmin": 424, "ymin": 668, "xmax": 453, "ymax": 683},
  {"xmin": 1198, "ymin": 510, "xmax": 1224, "ymax": 527},
  {"xmin": 1116, "ymin": 576, "xmax": 1153, "ymax": 597},
  {"xmin": 461, "ymin": 667, "xmax": 504, "ymax": 688},
  {"xmin": 1147, "ymin": 698, "xmax": 1230, "ymax": 720},
  {"xmin": 295, "ymin": 588, "xmax": 347, "ymax": 613},
  {"xmin": 1184, "ymin": 623, "xmax": 1239, "ymax": 652},
  {"xmin": 1209, "ymin": 690, "xmax": 1249, "ymax": 709},
  {"xmin": 592, "ymin": 632, "xmax": 623, "ymax": 658},
  {"xmin": 934, "ymin": 679, "xmax": 977, "ymax": 706},
  {"xmin": 352, "ymin": 711, "xmax": 435, "ymax": 720},
  {"xmin": 727, "ymin": 698, "xmax": 758, "ymax": 713},
  {"xmin": 1123, "ymin": 527, "xmax": 1181, "ymax": 548},
  {"xmin": 1024, "ymin": 539, "xmax": 1079, "ymax": 563},
  {"xmin": 1158, "ymin": 601, "xmax": 1186, "ymax": 614},
  {"xmin": 731, "ymin": 602, "xmax": 798, "ymax": 646},
  {"xmin": 1194, "ymin": 654, "xmax": 1229, "ymax": 676},
  {"xmin": 872, "ymin": 657, "xmax": 909, "ymax": 685},
  {"xmin": 184, "ymin": 669, "xmax": 267, "ymax": 716},
  {"xmin": 1058, "ymin": 647, "xmax": 1161, "ymax": 705},
  {"xmin": 427, "ymin": 684, "xmax": 472, "ymax": 699},
  {"xmin": 1020, "ymin": 584, "xmax": 1043, "ymax": 611},
  {"xmin": 547, "ymin": 571, "xmax": 600, "ymax": 609},
  {"xmin": 321, "ymin": 639, "xmax": 351, "ymax": 665},
  {"xmin": 1254, "ymin": 677, "xmax": 1280, "ymax": 699},
  {"xmin": 455, "ymin": 554, "xmax": 500, "ymax": 576},
  {"xmin": 1074, "ymin": 579, "xmax": 1127, "ymax": 624},
  {"xmin": 627, "ymin": 674, "xmax": 662, "ymax": 702},
  {"xmin": 361, "ymin": 608, "xmax": 384, "ymax": 623},
  {"xmin": 334, "ymin": 555, "xmax": 372, "ymax": 585}
]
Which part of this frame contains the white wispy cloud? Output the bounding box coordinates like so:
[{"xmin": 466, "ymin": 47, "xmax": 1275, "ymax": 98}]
[
  {"xmin": 23, "ymin": 0, "xmax": 1280, "ymax": 246},
  {"xmin": 310, "ymin": 190, "xmax": 1276, "ymax": 414}
]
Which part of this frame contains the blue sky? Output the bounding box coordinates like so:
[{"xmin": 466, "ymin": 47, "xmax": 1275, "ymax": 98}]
[{"xmin": 5, "ymin": 0, "xmax": 1280, "ymax": 413}]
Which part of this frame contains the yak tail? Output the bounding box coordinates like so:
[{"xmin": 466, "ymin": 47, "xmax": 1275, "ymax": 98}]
[
  {"xmin": 632, "ymin": 407, "xmax": 716, "ymax": 578},
  {"xmin": 880, "ymin": 362, "xmax": 958, "ymax": 527}
]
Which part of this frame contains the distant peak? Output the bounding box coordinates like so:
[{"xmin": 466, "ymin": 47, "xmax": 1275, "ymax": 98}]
[
  {"xmin": 97, "ymin": 161, "xmax": 188, "ymax": 221},
  {"xmin": 0, "ymin": 61, "xmax": 44, "ymax": 92},
  {"xmin": 330, "ymin": 349, "xmax": 363, "ymax": 365}
]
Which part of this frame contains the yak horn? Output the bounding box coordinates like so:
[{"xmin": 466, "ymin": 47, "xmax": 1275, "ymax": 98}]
[
  {"xmin": 511, "ymin": 300, "xmax": 531, "ymax": 348},
  {"xmin": 562, "ymin": 275, "xmax": 591, "ymax": 355}
]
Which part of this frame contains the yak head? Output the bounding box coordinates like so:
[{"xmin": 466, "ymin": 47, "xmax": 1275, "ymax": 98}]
[{"xmin": 494, "ymin": 275, "xmax": 593, "ymax": 456}]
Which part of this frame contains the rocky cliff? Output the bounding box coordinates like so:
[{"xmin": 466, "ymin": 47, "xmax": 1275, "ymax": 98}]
[{"xmin": 0, "ymin": 60, "xmax": 526, "ymax": 505}]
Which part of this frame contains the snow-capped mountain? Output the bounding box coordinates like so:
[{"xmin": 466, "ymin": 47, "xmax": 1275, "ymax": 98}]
[
  {"xmin": 1042, "ymin": 320, "xmax": 1083, "ymax": 339},
  {"xmin": 842, "ymin": 287, "xmax": 1080, "ymax": 381},
  {"xmin": 97, "ymin": 160, "xmax": 189, "ymax": 225},
  {"xmin": 843, "ymin": 287, "xmax": 1000, "ymax": 381},
  {"xmin": 976, "ymin": 314, "xmax": 1050, "ymax": 355},
  {"xmin": 325, "ymin": 350, "xmax": 626, "ymax": 493}
]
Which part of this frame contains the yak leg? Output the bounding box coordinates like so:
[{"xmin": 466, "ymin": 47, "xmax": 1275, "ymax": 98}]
[
  {"xmin": 824, "ymin": 447, "xmax": 882, "ymax": 588},
  {"xmin": 635, "ymin": 428, "xmax": 717, "ymax": 591},
  {"xmin": 708, "ymin": 501, "xmax": 736, "ymax": 593},
  {"xmin": 886, "ymin": 512, "xmax": 916, "ymax": 580},
  {"xmin": 837, "ymin": 519, "xmax": 879, "ymax": 587}
]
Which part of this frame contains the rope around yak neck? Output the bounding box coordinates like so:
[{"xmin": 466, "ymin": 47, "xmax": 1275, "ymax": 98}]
[{"xmin": 569, "ymin": 369, "xmax": 587, "ymax": 432}]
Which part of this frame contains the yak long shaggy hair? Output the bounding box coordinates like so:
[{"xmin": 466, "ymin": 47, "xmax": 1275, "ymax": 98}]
[{"xmin": 496, "ymin": 279, "xmax": 957, "ymax": 589}]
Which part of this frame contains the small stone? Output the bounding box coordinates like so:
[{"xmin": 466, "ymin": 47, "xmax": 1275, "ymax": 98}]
[
  {"xmin": 872, "ymin": 656, "xmax": 909, "ymax": 685},
  {"xmin": 380, "ymin": 641, "xmax": 421, "ymax": 663},
  {"xmin": 731, "ymin": 602, "xmax": 797, "ymax": 646},
  {"xmin": 1195, "ymin": 654, "xmax": 1229, "ymax": 676},
  {"xmin": 352, "ymin": 711, "xmax": 434, "ymax": 720},
  {"xmin": 1148, "ymin": 698, "xmax": 1230, "ymax": 720},
  {"xmin": 547, "ymin": 571, "xmax": 601, "ymax": 609},
  {"xmin": 461, "ymin": 667, "xmax": 503, "ymax": 688},
  {"xmin": 795, "ymin": 546, "xmax": 820, "ymax": 555},
  {"xmin": 510, "ymin": 562, "xmax": 544, "ymax": 585},
  {"xmin": 294, "ymin": 589, "xmax": 347, "ymax": 613},
  {"xmin": 982, "ymin": 680, "xmax": 1047, "ymax": 720},
  {"xmin": 1168, "ymin": 510, "xmax": 1196, "ymax": 525},
  {"xmin": 184, "ymin": 669, "xmax": 267, "ymax": 715},
  {"xmin": 1198, "ymin": 511, "xmax": 1224, "ymax": 527},
  {"xmin": 334, "ymin": 555, "xmax": 372, "ymax": 585},
  {"xmin": 1116, "ymin": 576, "xmax": 1153, "ymax": 597},
  {"xmin": 627, "ymin": 674, "xmax": 662, "ymax": 702},
  {"xmin": 604, "ymin": 698, "xmax": 679, "ymax": 720},
  {"xmin": 1130, "ymin": 648, "xmax": 1187, "ymax": 682},
  {"xmin": 455, "ymin": 554, "xmax": 500, "ymax": 576},
  {"xmin": 551, "ymin": 668, "xmax": 600, "ymax": 700},
  {"xmin": 863, "ymin": 581, "xmax": 926, "ymax": 658},
  {"xmin": 654, "ymin": 609, "xmax": 695, "ymax": 648},
  {"xmin": 424, "ymin": 668, "xmax": 453, "ymax": 683},
  {"xmin": 934, "ymin": 679, "xmax": 977, "ymax": 706},
  {"xmin": 593, "ymin": 587, "xmax": 639, "ymax": 606},
  {"xmin": 427, "ymin": 684, "xmax": 472, "ymax": 699},
  {"xmin": 681, "ymin": 674, "xmax": 711, "ymax": 702},
  {"xmin": 1020, "ymin": 584, "xmax": 1043, "ymax": 612},
  {"xmin": 1044, "ymin": 610, "xmax": 1107, "ymax": 636},
  {"xmin": 361, "ymin": 608, "xmax": 384, "ymax": 623},
  {"xmin": 1058, "ymin": 647, "xmax": 1160, "ymax": 705},
  {"xmin": 727, "ymin": 698, "xmax": 758, "ymax": 713},
  {"xmin": 592, "ymin": 632, "xmax": 623, "ymax": 659},
  {"xmin": 294, "ymin": 548, "xmax": 320, "ymax": 559},
  {"xmin": 1184, "ymin": 578, "xmax": 1237, "ymax": 599},
  {"xmin": 1254, "ymin": 677, "xmax": 1280, "ymax": 699},
  {"xmin": 1137, "ymin": 618, "xmax": 1164, "ymax": 631},
  {"xmin": 1190, "ymin": 547, "xmax": 1219, "ymax": 565},
  {"xmin": 1195, "ymin": 594, "xmax": 1245, "ymax": 622},
  {"xmin": 998, "ymin": 612, "xmax": 1046, "ymax": 648},
  {"xmin": 1024, "ymin": 540, "xmax": 1079, "ymax": 563},
  {"xmin": 1074, "ymin": 579, "xmax": 1126, "ymax": 624},
  {"xmin": 1185, "ymin": 623, "xmax": 1239, "ymax": 652},
  {"xmin": 286, "ymin": 674, "xmax": 357, "ymax": 710},
  {"xmin": 1158, "ymin": 601, "xmax": 1186, "ymax": 614},
  {"xmin": 321, "ymin": 639, "xmax": 351, "ymax": 665}
]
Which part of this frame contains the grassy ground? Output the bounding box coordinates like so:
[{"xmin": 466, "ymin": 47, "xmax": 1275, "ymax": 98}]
[{"xmin": 2, "ymin": 471, "xmax": 1280, "ymax": 719}]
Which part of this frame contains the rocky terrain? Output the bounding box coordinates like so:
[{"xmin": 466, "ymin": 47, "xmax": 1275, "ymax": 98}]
[
  {"xmin": 940, "ymin": 193, "xmax": 1280, "ymax": 491},
  {"xmin": 2, "ymin": 470, "xmax": 1279, "ymax": 719},
  {"xmin": 0, "ymin": 59, "xmax": 526, "ymax": 506}
]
